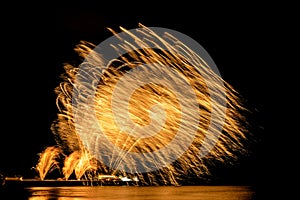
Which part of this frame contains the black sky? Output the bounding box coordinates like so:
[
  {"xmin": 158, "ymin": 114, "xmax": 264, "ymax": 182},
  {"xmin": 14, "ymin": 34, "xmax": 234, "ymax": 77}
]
[{"xmin": 1, "ymin": 3, "xmax": 271, "ymax": 189}]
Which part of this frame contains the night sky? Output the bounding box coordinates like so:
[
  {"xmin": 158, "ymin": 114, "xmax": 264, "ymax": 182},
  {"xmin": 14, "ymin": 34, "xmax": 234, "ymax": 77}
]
[{"xmin": 1, "ymin": 3, "xmax": 272, "ymax": 191}]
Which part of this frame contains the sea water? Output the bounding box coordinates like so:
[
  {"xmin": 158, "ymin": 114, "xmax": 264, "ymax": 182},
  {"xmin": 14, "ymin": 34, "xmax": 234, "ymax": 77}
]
[{"xmin": 1, "ymin": 185, "xmax": 258, "ymax": 200}]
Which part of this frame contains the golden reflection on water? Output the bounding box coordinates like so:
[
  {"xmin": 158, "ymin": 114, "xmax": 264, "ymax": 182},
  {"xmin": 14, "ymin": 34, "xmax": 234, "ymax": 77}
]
[{"xmin": 27, "ymin": 186, "xmax": 255, "ymax": 200}]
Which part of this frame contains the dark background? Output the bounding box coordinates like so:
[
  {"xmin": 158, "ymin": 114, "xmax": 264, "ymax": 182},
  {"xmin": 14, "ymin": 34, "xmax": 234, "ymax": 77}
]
[{"xmin": 1, "ymin": 2, "xmax": 275, "ymax": 193}]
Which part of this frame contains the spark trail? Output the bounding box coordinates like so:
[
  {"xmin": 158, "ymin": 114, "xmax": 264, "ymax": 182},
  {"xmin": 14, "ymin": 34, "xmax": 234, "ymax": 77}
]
[
  {"xmin": 50, "ymin": 24, "xmax": 250, "ymax": 185},
  {"xmin": 34, "ymin": 146, "xmax": 62, "ymax": 180}
]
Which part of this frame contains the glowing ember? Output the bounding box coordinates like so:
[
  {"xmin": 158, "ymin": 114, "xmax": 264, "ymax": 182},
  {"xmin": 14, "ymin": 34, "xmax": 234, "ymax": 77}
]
[{"xmin": 43, "ymin": 24, "xmax": 250, "ymax": 185}]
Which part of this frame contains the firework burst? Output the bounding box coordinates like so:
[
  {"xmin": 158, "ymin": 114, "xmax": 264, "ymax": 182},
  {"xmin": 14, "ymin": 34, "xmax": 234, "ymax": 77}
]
[{"xmin": 49, "ymin": 23, "xmax": 250, "ymax": 185}]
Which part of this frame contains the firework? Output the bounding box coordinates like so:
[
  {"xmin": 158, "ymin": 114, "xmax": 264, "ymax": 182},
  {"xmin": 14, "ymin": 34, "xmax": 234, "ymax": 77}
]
[
  {"xmin": 48, "ymin": 24, "xmax": 249, "ymax": 185},
  {"xmin": 34, "ymin": 146, "xmax": 62, "ymax": 181}
]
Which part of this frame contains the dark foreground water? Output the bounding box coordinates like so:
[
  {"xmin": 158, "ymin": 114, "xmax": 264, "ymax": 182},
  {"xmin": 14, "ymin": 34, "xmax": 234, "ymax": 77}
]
[{"xmin": 1, "ymin": 185, "xmax": 258, "ymax": 200}]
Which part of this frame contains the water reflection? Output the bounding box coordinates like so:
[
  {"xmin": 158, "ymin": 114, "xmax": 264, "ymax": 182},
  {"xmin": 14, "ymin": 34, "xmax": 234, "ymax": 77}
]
[{"xmin": 26, "ymin": 186, "xmax": 255, "ymax": 200}]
